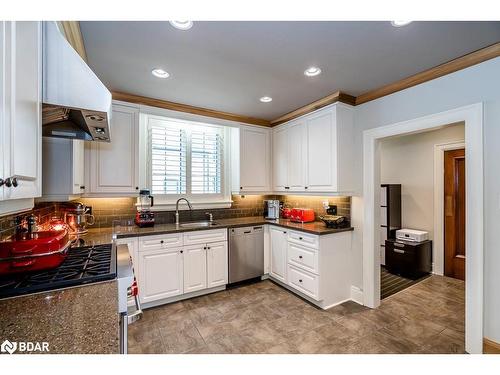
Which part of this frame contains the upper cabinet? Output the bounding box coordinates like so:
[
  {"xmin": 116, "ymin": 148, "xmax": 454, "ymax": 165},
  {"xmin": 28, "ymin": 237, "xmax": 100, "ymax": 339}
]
[
  {"xmin": 0, "ymin": 21, "xmax": 42, "ymax": 215},
  {"xmin": 85, "ymin": 103, "xmax": 140, "ymax": 196},
  {"xmin": 272, "ymin": 103, "xmax": 354, "ymax": 194},
  {"xmin": 272, "ymin": 120, "xmax": 306, "ymax": 192},
  {"xmin": 232, "ymin": 125, "xmax": 271, "ymax": 193},
  {"xmin": 41, "ymin": 138, "xmax": 85, "ymax": 201}
]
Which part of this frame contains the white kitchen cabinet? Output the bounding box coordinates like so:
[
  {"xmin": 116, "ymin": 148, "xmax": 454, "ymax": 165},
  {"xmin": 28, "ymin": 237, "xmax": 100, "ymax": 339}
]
[
  {"xmin": 41, "ymin": 138, "xmax": 85, "ymax": 200},
  {"xmin": 234, "ymin": 125, "xmax": 271, "ymax": 193},
  {"xmin": 287, "ymin": 121, "xmax": 307, "ymax": 190},
  {"xmin": 269, "ymin": 226, "xmax": 287, "ymax": 282},
  {"xmin": 0, "ymin": 21, "xmax": 42, "ymax": 214},
  {"xmin": 85, "ymin": 103, "xmax": 139, "ymax": 196},
  {"xmin": 138, "ymin": 247, "xmax": 183, "ymax": 304},
  {"xmin": 305, "ymin": 104, "xmax": 354, "ymax": 193},
  {"xmin": 272, "ymin": 126, "xmax": 288, "ymax": 191},
  {"xmin": 183, "ymin": 244, "xmax": 208, "ymax": 293},
  {"xmin": 271, "ymin": 103, "xmax": 354, "ymax": 194},
  {"xmin": 207, "ymin": 241, "xmax": 228, "ymax": 288}
]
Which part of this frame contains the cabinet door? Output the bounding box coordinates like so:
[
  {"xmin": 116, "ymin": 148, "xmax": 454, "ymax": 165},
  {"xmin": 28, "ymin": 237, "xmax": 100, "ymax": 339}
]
[
  {"xmin": 207, "ymin": 241, "xmax": 228, "ymax": 288},
  {"xmin": 269, "ymin": 227, "xmax": 287, "ymax": 282},
  {"xmin": 239, "ymin": 126, "xmax": 270, "ymax": 192},
  {"xmin": 272, "ymin": 126, "xmax": 288, "ymax": 191},
  {"xmin": 72, "ymin": 140, "xmax": 85, "ymax": 194},
  {"xmin": 138, "ymin": 248, "xmax": 183, "ymax": 304},
  {"xmin": 287, "ymin": 121, "xmax": 306, "ymax": 190},
  {"xmin": 305, "ymin": 110, "xmax": 337, "ymax": 192},
  {"xmin": 183, "ymin": 244, "xmax": 208, "ymax": 293},
  {"xmin": 0, "ymin": 22, "xmax": 5, "ymax": 201},
  {"xmin": 2, "ymin": 21, "xmax": 41, "ymax": 201},
  {"xmin": 87, "ymin": 104, "xmax": 139, "ymax": 194}
]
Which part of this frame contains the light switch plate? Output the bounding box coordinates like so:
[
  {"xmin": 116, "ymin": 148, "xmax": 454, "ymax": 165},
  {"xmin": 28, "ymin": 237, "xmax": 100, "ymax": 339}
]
[{"xmin": 322, "ymin": 201, "xmax": 329, "ymax": 209}]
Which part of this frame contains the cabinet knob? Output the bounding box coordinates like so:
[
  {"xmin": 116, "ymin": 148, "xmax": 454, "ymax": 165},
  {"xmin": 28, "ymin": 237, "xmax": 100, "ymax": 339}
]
[
  {"xmin": 180, "ymin": 250, "xmax": 183, "ymax": 254},
  {"xmin": 299, "ymin": 255, "xmax": 303, "ymax": 259},
  {"xmin": 204, "ymin": 246, "xmax": 206, "ymax": 250},
  {"xmin": 299, "ymin": 279, "xmax": 303, "ymax": 283},
  {"xmin": 299, "ymin": 237, "xmax": 303, "ymax": 240},
  {"xmin": 80, "ymin": 185, "xmax": 85, "ymax": 189},
  {"xmin": 160, "ymin": 240, "xmax": 164, "ymax": 244},
  {"xmin": 304, "ymin": 186, "xmax": 308, "ymax": 190},
  {"xmin": 240, "ymin": 187, "xmax": 243, "ymax": 190},
  {"xmin": 283, "ymin": 231, "xmax": 287, "ymax": 234},
  {"xmin": 3, "ymin": 177, "xmax": 16, "ymax": 188},
  {"xmin": 0, "ymin": 178, "xmax": 4, "ymax": 187},
  {"xmin": 11, "ymin": 178, "xmax": 18, "ymax": 187},
  {"xmin": 136, "ymin": 186, "xmax": 139, "ymax": 190}
]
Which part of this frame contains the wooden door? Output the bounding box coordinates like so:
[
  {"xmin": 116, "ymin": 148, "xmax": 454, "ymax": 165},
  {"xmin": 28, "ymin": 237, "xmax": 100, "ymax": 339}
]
[{"xmin": 444, "ymin": 148, "xmax": 466, "ymax": 280}]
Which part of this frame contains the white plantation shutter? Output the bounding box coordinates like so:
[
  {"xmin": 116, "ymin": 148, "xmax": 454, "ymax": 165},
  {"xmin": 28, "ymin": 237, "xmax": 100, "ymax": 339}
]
[
  {"xmin": 191, "ymin": 128, "xmax": 222, "ymax": 194},
  {"xmin": 150, "ymin": 122, "xmax": 187, "ymax": 195},
  {"xmin": 147, "ymin": 116, "xmax": 224, "ymax": 198}
]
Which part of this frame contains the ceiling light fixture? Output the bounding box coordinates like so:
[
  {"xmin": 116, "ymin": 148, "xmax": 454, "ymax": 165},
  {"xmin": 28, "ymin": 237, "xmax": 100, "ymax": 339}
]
[
  {"xmin": 169, "ymin": 20, "xmax": 194, "ymax": 30},
  {"xmin": 259, "ymin": 96, "xmax": 273, "ymax": 103},
  {"xmin": 151, "ymin": 68, "xmax": 170, "ymax": 78},
  {"xmin": 304, "ymin": 66, "xmax": 322, "ymax": 77},
  {"xmin": 391, "ymin": 21, "xmax": 413, "ymax": 27}
]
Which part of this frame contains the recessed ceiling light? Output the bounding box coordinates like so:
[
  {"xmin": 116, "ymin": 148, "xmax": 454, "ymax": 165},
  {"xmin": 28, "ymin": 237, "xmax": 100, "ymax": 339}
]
[
  {"xmin": 151, "ymin": 68, "xmax": 170, "ymax": 79},
  {"xmin": 391, "ymin": 21, "xmax": 413, "ymax": 27},
  {"xmin": 169, "ymin": 20, "xmax": 194, "ymax": 30},
  {"xmin": 304, "ymin": 66, "xmax": 322, "ymax": 77},
  {"xmin": 259, "ymin": 96, "xmax": 273, "ymax": 103}
]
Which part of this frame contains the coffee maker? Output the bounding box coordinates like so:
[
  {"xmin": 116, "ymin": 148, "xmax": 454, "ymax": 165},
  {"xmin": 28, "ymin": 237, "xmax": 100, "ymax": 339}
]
[
  {"xmin": 135, "ymin": 189, "xmax": 155, "ymax": 227},
  {"xmin": 263, "ymin": 200, "xmax": 280, "ymax": 219}
]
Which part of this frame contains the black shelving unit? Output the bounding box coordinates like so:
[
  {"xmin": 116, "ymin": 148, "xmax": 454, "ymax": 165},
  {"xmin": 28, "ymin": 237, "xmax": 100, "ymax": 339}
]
[{"xmin": 380, "ymin": 184, "xmax": 401, "ymax": 265}]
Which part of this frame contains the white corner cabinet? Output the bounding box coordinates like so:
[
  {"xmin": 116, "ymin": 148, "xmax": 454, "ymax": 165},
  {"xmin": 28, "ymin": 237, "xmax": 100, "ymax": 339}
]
[
  {"xmin": 84, "ymin": 102, "xmax": 140, "ymax": 196},
  {"xmin": 0, "ymin": 21, "xmax": 42, "ymax": 215},
  {"xmin": 272, "ymin": 103, "xmax": 355, "ymax": 194},
  {"xmin": 268, "ymin": 227, "xmax": 352, "ymax": 309},
  {"xmin": 231, "ymin": 125, "xmax": 272, "ymax": 193},
  {"xmin": 135, "ymin": 229, "xmax": 228, "ymax": 307}
]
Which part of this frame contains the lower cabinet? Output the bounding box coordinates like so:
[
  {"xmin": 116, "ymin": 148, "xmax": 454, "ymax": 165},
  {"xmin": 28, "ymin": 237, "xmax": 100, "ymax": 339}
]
[
  {"xmin": 207, "ymin": 241, "xmax": 228, "ymax": 288},
  {"xmin": 183, "ymin": 244, "xmax": 208, "ymax": 293},
  {"xmin": 138, "ymin": 248, "xmax": 184, "ymax": 304},
  {"xmin": 136, "ymin": 230, "xmax": 228, "ymax": 306},
  {"xmin": 268, "ymin": 227, "xmax": 352, "ymax": 309},
  {"xmin": 269, "ymin": 226, "xmax": 287, "ymax": 282}
]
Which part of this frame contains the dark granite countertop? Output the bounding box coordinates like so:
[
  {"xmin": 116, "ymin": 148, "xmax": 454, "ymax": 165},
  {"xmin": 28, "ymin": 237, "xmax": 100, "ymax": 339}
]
[
  {"xmin": 0, "ymin": 280, "xmax": 119, "ymax": 354},
  {"xmin": 108, "ymin": 217, "xmax": 353, "ymax": 239}
]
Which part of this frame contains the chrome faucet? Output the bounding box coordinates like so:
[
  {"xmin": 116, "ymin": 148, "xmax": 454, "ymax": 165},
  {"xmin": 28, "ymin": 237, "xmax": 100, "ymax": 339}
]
[{"xmin": 175, "ymin": 198, "xmax": 193, "ymax": 225}]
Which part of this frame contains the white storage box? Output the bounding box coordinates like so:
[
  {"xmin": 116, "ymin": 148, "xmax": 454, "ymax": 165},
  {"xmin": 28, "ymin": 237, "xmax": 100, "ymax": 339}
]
[{"xmin": 396, "ymin": 228, "xmax": 429, "ymax": 242}]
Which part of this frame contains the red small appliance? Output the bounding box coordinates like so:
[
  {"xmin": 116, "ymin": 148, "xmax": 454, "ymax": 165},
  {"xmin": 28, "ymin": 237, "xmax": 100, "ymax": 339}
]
[
  {"xmin": 289, "ymin": 208, "xmax": 315, "ymax": 223},
  {"xmin": 135, "ymin": 189, "xmax": 155, "ymax": 227}
]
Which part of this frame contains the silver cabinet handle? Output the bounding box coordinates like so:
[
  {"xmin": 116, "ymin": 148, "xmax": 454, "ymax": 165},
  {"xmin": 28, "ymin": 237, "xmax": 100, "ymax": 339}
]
[
  {"xmin": 394, "ymin": 249, "xmax": 405, "ymax": 254},
  {"xmin": 394, "ymin": 242, "xmax": 405, "ymax": 248}
]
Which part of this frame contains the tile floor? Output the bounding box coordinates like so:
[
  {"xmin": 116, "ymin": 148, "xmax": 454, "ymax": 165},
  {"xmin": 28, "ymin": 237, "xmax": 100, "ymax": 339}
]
[{"xmin": 128, "ymin": 275, "xmax": 465, "ymax": 354}]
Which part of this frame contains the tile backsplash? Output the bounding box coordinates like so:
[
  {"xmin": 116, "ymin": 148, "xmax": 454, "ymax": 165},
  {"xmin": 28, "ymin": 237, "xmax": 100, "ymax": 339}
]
[{"xmin": 0, "ymin": 195, "xmax": 351, "ymax": 235}]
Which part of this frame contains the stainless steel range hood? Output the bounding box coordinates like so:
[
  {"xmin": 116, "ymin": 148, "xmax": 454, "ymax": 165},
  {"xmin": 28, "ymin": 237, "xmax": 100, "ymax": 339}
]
[{"xmin": 42, "ymin": 21, "xmax": 112, "ymax": 142}]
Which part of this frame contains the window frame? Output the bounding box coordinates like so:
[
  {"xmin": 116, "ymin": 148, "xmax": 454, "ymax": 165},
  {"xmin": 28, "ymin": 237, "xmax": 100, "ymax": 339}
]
[{"xmin": 142, "ymin": 113, "xmax": 232, "ymax": 210}]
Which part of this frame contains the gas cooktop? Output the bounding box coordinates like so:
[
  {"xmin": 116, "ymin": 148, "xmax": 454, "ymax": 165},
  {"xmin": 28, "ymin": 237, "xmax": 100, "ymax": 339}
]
[{"xmin": 0, "ymin": 244, "xmax": 116, "ymax": 299}]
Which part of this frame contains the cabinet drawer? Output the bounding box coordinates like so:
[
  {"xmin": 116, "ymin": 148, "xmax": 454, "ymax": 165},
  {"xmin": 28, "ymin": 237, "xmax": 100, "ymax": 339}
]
[
  {"xmin": 288, "ymin": 230, "xmax": 319, "ymax": 249},
  {"xmin": 139, "ymin": 233, "xmax": 183, "ymax": 251},
  {"xmin": 287, "ymin": 242, "xmax": 319, "ymax": 274},
  {"xmin": 287, "ymin": 265, "xmax": 320, "ymax": 300},
  {"xmin": 183, "ymin": 229, "xmax": 227, "ymax": 246}
]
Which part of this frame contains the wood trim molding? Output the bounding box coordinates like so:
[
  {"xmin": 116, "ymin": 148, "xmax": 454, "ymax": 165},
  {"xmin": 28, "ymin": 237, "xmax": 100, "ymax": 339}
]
[
  {"xmin": 484, "ymin": 338, "xmax": 500, "ymax": 354},
  {"xmin": 111, "ymin": 91, "xmax": 271, "ymax": 127},
  {"xmin": 57, "ymin": 21, "xmax": 88, "ymax": 62},
  {"xmin": 270, "ymin": 91, "xmax": 355, "ymax": 126},
  {"xmin": 355, "ymin": 42, "xmax": 500, "ymax": 105}
]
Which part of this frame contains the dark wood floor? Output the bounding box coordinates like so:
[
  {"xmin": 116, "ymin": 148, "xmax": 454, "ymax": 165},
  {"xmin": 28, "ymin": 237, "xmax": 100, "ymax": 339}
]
[{"xmin": 128, "ymin": 275, "xmax": 465, "ymax": 354}]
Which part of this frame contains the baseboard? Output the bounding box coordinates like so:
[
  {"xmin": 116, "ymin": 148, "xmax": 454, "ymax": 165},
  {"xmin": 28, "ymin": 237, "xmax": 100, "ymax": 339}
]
[
  {"xmin": 483, "ymin": 338, "xmax": 500, "ymax": 354},
  {"xmin": 350, "ymin": 285, "xmax": 364, "ymax": 305}
]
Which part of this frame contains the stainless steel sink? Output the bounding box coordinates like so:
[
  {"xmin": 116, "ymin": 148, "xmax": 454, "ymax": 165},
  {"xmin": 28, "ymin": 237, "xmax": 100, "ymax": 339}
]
[{"xmin": 179, "ymin": 221, "xmax": 218, "ymax": 228}]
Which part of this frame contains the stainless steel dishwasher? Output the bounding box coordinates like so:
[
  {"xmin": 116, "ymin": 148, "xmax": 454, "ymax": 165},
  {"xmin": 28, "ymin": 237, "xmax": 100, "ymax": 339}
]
[{"xmin": 229, "ymin": 225, "xmax": 264, "ymax": 283}]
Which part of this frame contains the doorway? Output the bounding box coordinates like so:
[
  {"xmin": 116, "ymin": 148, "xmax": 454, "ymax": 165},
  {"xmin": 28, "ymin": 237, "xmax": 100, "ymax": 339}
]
[
  {"xmin": 362, "ymin": 103, "xmax": 484, "ymax": 353},
  {"xmin": 444, "ymin": 148, "xmax": 466, "ymax": 280}
]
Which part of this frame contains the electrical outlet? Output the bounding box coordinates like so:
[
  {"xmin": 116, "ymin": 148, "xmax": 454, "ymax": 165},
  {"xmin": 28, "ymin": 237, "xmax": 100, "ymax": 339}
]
[{"xmin": 322, "ymin": 200, "xmax": 329, "ymax": 209}]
